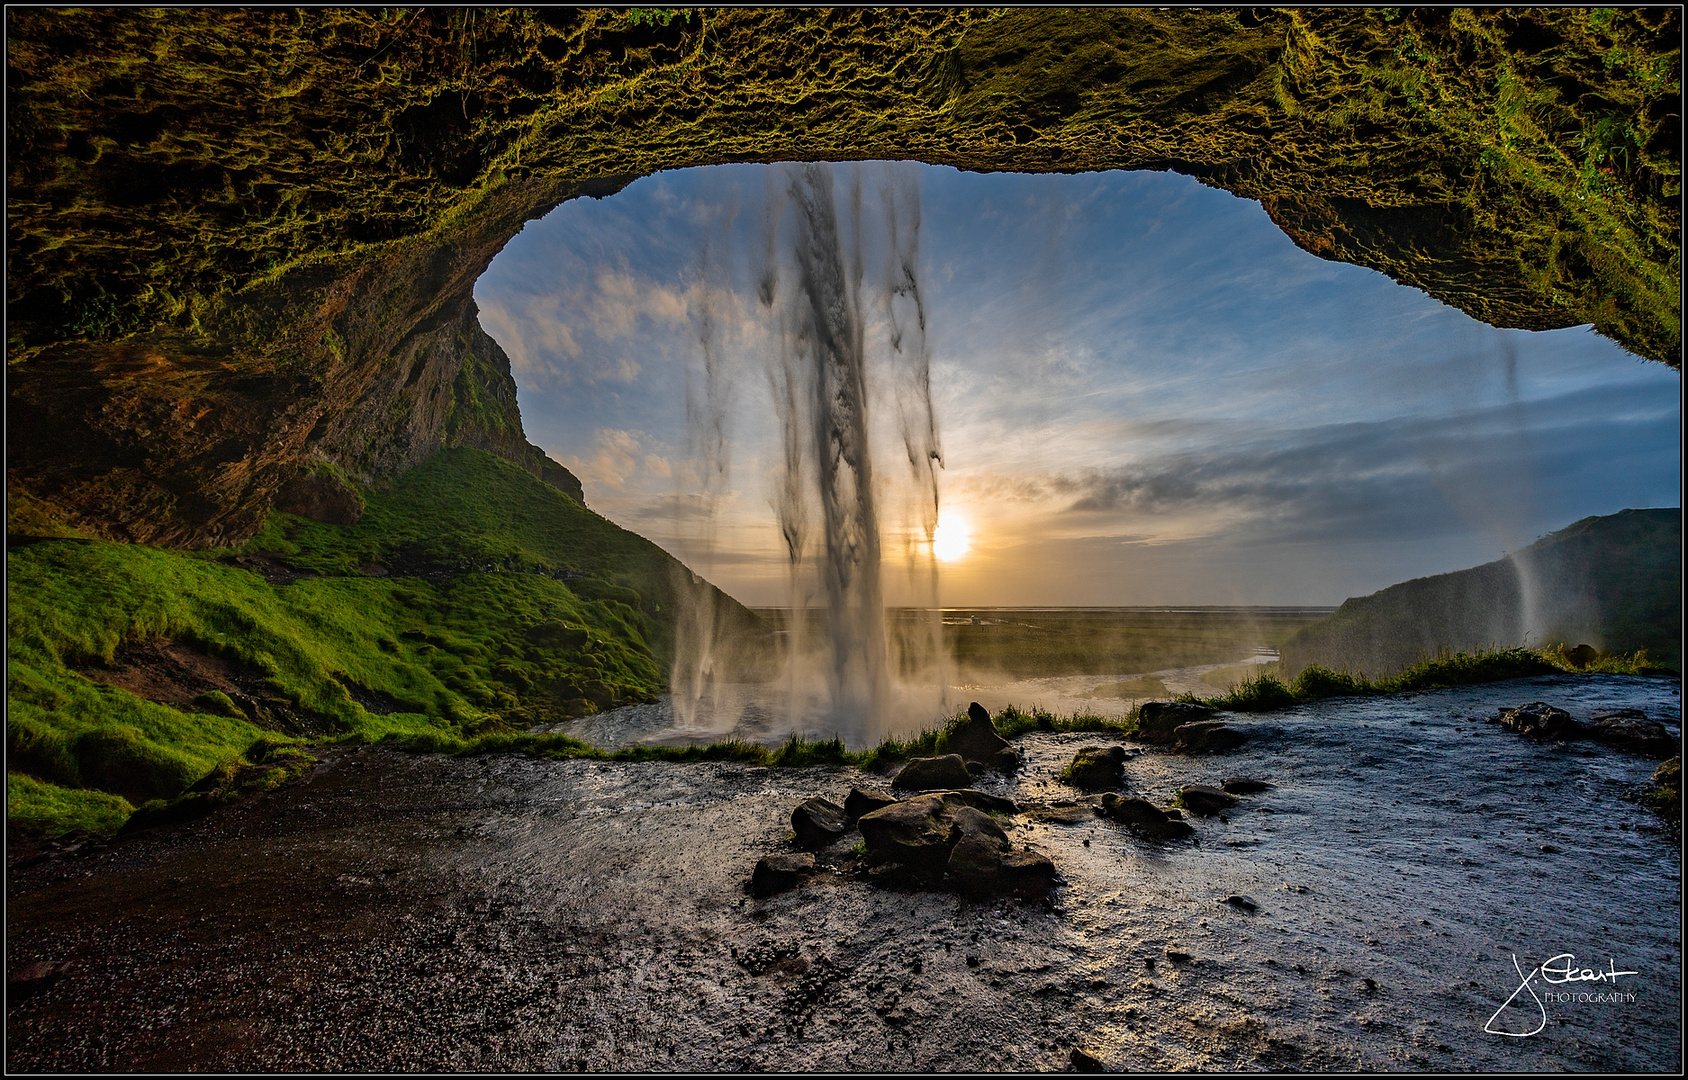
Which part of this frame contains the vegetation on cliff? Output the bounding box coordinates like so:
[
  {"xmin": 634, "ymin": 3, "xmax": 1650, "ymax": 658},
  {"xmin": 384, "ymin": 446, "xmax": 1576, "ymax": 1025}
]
[
  {"xmin": 7, "ymin": 447, "xmax": 760, "ymax": 836},
  {"xmin": 1280, "ymin": 508, "xmax": 1682, "ymax": 679}
]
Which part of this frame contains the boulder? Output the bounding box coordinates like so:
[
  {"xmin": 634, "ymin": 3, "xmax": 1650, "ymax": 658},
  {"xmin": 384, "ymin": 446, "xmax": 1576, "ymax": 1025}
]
[
  {"xmin": 1060, "ymin": 745, "xmax": 1127, "ymax": 791},
  {"xmin": 1587, "ymin": 712, "xmax": 1677, "ymax": 757},
  {"xmin": 1174, "ymin": 720, "xmax": 1247, "ymax": 753},
  {"xmin": 1652, "ymin": 756, "xmax": 1681, "ymax": 789},
  {"xmin": 948, "ymin": 701, "xmax": 1012, "ymax": 764},
  {"xmin": 857, "ymin": 795, "xmax": 958, "ymax": 875},
  {"xmin": 1175, "ymin": 784, "xmax": 1237, "ymax": 816},
  {"xmin": 1099, "ymin": 793, "xmax": 1194, "ymax": 839},
  {"xmin": 1566, "ymin": 643, "xmax": 1599, "ymax": 668},
  {"xmin": 274, "ymin": 470, "xmax": 363, "ymax": 524},
  {"xmin": 791, "ymin": 797, "xmax": 849, "ymax": 850},
  {"xmin": 997, "ymin": 849, "xmax": 1058, "ymax": 898},
  {"xmin": 1222, "ymin": 777, "xmax": 1272, "ymax": 795},
  {"xmin": 843, "ymin": 786, "xmax": 899, "ymax": 824},
  {"xmin": 928, "ymin": 789, "xmax": 1018, "ymax": 816},
  {"xmin": 893, "ymin": 754, "xmax": 973, "ymax": 792},
  {"xmin": 1136, "ymin": 701, "xmax": 1216, "ymax": 744},
  {"xmin": 1494, "ymin": 702, "xmax": 1579, "ymax": 741},
  {"xmin": 944, "ymin": 806, "xmax": 1014, "ymax": 895},
  {"xmin": 751, "ymin": 852, "xmax": 815, "ymax": 898}
]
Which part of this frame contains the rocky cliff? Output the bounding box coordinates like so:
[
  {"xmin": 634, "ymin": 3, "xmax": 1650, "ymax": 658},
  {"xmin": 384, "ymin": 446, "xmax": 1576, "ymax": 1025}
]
[
  {"xmin": 7, "ymin": 7, "xmax": 1680, "ymax": 547},
  {"xmin": 1281, "ymin": 508, "xmax": 1682, "ymax": 677}
]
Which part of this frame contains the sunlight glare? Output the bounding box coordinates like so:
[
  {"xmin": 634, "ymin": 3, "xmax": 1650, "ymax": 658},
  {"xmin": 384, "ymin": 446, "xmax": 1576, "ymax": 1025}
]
[{"xmin": 933, "ymin": 511, "xmax": 972, "ymax": 563}]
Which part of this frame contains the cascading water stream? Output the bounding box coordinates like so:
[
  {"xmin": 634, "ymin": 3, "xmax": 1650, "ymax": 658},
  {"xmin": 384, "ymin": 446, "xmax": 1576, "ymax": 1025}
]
[{"xmin": 669, "ymin": 161, "xmax": 949, "ymax": 744}]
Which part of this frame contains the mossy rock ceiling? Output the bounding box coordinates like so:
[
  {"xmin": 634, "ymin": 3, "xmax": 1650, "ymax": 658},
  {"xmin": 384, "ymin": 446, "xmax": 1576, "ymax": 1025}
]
[{"xmin": 6, "ymin": 7, "xmax": 1680, "ymax": 547}]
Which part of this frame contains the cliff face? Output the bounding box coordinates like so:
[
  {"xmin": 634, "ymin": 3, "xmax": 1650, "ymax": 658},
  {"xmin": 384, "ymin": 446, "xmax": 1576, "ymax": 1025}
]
[
  {"xmin": 7, "ymin": 7, "xmax": 1679, "ymax": 547},
  {"xmin": 1281, "ymin": 508, "xmax": 1683, "ymax": 677}
]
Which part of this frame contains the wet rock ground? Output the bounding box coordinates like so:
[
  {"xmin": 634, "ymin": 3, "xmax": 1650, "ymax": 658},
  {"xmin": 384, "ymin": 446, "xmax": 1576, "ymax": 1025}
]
[{"xmin": 7, "ymin": 675, "xmax": 1681, "ymax": 1071}]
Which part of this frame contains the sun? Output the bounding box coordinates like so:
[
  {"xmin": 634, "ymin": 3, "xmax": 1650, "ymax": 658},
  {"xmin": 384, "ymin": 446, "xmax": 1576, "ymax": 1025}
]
[{"xmin": 932, "ymin": 511, "xmax": 972, "ymax": 563}]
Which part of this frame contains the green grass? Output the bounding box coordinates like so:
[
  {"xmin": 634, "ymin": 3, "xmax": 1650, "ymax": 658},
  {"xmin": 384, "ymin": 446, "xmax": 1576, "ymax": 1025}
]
[
  {"xmin": 1179, "ymin": 645, "xmax": 1665, "ymax": 713},
  {"xmin": 7, "ymin": 447, "xmax": 755, "ymax": 837}
]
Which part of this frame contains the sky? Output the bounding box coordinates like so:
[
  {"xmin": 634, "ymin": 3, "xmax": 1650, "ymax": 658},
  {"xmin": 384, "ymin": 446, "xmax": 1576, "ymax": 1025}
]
[{"xmin": 473, "ymin": 163, "xmax": 1680, "ymax": 609}]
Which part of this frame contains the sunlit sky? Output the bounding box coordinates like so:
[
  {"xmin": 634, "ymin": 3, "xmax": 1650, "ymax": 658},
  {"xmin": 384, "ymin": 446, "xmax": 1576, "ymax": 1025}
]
[{"xmin": 474, "ymin": 163, "xmax": 1680, "ymax": 608}]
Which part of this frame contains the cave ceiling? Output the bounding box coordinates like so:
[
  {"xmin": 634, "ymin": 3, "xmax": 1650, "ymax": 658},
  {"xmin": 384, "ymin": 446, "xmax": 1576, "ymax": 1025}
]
[{"xmin": 5, "ymin": 7, "xmax": 1680, "ymax": 547}]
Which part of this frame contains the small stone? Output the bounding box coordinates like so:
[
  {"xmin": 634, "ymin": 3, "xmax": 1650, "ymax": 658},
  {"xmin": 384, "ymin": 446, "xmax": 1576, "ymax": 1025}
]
[
  {"xmin": 997, "ymin": 849, "xmax": 1058, "ymax": 899},
  {"xmin": 1495, "ymin": 702, "xmax": 1580, "ymax": 741},
  {"xmin": 751, "ymin": 853, "xmax": 815, "ymax": 898},
  {"xmin": 1219, "ymin": 894, "xmax": 1258, "ymax": 912},
  {"xmin": 1070, "ymin": 1047, "xmax": 1105, "ymax": 1072},
  {"xmin": 1135, "ymin": 701, "xmax": 1216, "ymax": 744},
  {"xmin": 1060, "ymin": 745, "xmax": 1127, "ymax": 790},
  {"xmin": 1176, "ymin": 784, "xmax": 1238, "ymax": 816},
  {"xmin": 791, "ymin": 797, "xmax": 849, "ymax": 850},
  {"xmin": 947, "ymin": 701, "xmax": 1013, "ymax": 765},
  {"xmin": 843, "ymin": 786, "xmax": 898, "ymax": 824},
  {"xmin": 1173, "ymin": 720, "xmax": 1247, "ymax": 753},
  {"xmin": 1099, "ymin": 793, "xmax": 1195, "ymax": 839},
  {"xmin": 1221, "ymin": 777, "xmax": 1272, "ymax": 794},
  {"xmin": 893, "ymin": 754, "xmax": 974, "ymax": 792},
  {"xmin": 965, "ymin": 954, "xmax": 980, "ymax": 967},
  {"xmin": 1587, "ymin": 713, "xmax": 1675, "ymax": 757},
  {"xmin": 1166, "ymin": 949, "xmax": 1193, "ymax": 964}
]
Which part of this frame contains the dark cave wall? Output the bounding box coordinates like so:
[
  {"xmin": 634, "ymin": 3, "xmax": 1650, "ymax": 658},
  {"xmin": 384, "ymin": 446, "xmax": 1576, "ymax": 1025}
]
[{"xmin": 6, "ymin": 7, "xmax": 1678, "ymax": 547}]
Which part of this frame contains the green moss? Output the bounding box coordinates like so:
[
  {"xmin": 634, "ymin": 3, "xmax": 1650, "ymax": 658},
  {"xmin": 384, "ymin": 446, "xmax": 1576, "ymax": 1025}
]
[
  {"xmin": 7, "ymin": 446, "xmax": 751, "ymax": 836},
  {"xmin": 7, "ymin": 773, "xmax": 134, "ymax": 838}
]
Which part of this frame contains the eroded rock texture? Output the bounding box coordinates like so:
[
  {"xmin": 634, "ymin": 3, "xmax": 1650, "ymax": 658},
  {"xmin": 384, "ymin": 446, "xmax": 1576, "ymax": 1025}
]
[{"xmin": 7, "ymin": 8, "xmax": 1679, "ymax": 545}]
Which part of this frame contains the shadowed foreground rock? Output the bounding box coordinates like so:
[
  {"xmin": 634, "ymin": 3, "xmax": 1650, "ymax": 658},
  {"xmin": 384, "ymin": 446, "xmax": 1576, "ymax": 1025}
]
[
  {"xmin": 893, "ymin": 754, "xmax": 974, "ymax": 792},
  {"xmin": 1176, "ymin": 784, "xmax": 1239, "ymax": 816},
  {"xmin": 751, "ymin": 853, "xmax": 816, "ymax": 898},
  {"xmin": 1061, "ymin": 745, "xmax": 1128, "ymax": 791},
  {"xmin": 1136, "ymin": 702, "xmax": 1217, "ymax": 744},
  {"xmin": 791, "ymin": 797, "xmax": 849, "ymax": 851},
  {"xmin": 1174, "ymin": 720, "xmax": 1248, "ymax": 753},
  {"xmin": 1491, "ymin": 702, "xmax": 1677, "ymax": 757},
  {"xmin": 856, "ymin": 792, "xmax": 1055, "ymax": 899},
  {"xmin": 948, "ymin": 702, "xmax": 1020, "ymax": 773},
  {"xmin": 1099, "ymin": 794, "xmax": 1195, "ymax": 840}
]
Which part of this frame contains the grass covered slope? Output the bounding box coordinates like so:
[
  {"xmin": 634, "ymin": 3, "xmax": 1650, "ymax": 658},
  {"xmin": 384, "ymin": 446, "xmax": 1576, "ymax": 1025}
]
[
  {"xmin": 1281, "ymin": 508, "xmax": 1681, "ymax": 679},
  {"xmin": 7, "ymin": 447, "xmax": 763, "ymax": 837}
]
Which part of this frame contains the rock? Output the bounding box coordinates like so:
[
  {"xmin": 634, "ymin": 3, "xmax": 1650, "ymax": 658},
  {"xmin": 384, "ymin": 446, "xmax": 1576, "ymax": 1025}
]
[
  {"xmin": 945, "ymin": 806, "xmax": 1013, "ymax": 896},
  {"xmin": 857, "ymin": 795, "xmax": 958, "ymax": 875},
  {"xmin": 1028, "ymin": 802, "xmax": 1102, "ymax": 825},
  {"xmin": 930, "ymin": 789, "xmax": 1018, "ymax": 816},
  {"xmin": 1060, "ymin": 745, "xmax": 1127, "ymax": 790},
  {"xmin": 1099, "ymin": 793, "xmax": 1194, "ymax": 839},
  {"xmin": 1494, "ymin": 702, "xmax": 1580, "ymax": 741},
  {"xmin": 1566, "ymin": 643, "xmax": 1598, "ymax": 668},
  {"xmin": 1174, "ymin": 720, "xmax": 1247, "ymax": 752},
  {"xmin": 893, "ymin": 754, "xmax": 974, "ymax": 792},
  {"xmin": 997, "ymin": 849, "xmax": 1058, "ymax": 899},
  {"xmin": 1176, "ymin": 784, "xmax": 1238, "ymax": 816},
  {"xmin": 1651, "ymin": 757, "xmax": 1680, "ymax": 789},
  {"xmin": 274, "ymin": 469, "xmax": 364, "ymax": 524},
  {"xmin": 843, "ymin": 786, "xmax": 898, "ymax": 824},
  {"xmin": 1135, "ymin": 701, "xmax": 1216, "ymax": 743},
  {"xmin": 1070, "ymin": 1046, "xmax": 1105, "ymax": 1072},
  {"xmin": 964, "ymin": 759, "xmax": 990, "ymax": 776},
  {"xmin": 1219, "ymin": 894, "xmax": 1258, "ymax": 912},
  {"xmin": 948, "ymin": 701, "xmax": 1013, "ymax": 765},
  {"xmin": 791, "ymin": 797, "xmax": 849, "ymax": 850},
  {"xmin": 1587, "ymin": 713, "xmax": 1676, "ymax": 757},
  {"xmin": 8, "ymin": 960, "xmax": 67, "ymax": 1000},
  {"xmin": 1222, "ymin": 777, "xmax": 1272, "ymax": 794},
  {"xmin": 1165, "ymin": 949, "xmax": 1194, "ymax": 964},
  {"xmin": 751, "ymin": 853, "xmax": 815, "ymax": 898}
]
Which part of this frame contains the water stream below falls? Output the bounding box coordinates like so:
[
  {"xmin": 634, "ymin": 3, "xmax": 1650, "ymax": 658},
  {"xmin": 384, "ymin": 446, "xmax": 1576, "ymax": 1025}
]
[{"xmin": 7, "ymin": 674, "xmax": 1679, "ymax": 1071}]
